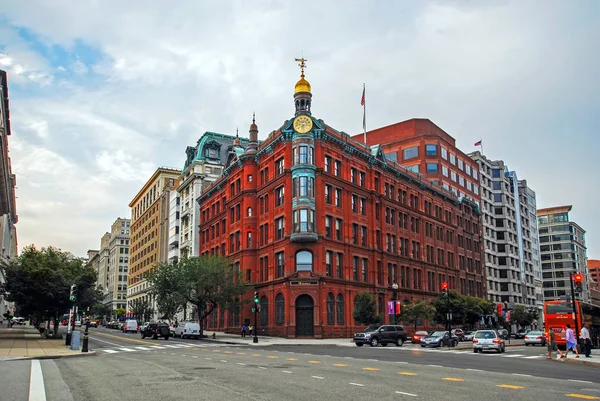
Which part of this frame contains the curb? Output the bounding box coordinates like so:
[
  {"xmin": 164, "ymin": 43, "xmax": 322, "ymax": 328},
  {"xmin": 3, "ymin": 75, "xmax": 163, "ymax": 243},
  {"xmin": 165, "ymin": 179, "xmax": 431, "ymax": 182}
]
[
  {"xmin": 551, "ymin": 357, "xmax": 600, "ymax": 368},
  {"xmin": 5, "ymin": 351, "xmax": 97, "ymax": 361}
]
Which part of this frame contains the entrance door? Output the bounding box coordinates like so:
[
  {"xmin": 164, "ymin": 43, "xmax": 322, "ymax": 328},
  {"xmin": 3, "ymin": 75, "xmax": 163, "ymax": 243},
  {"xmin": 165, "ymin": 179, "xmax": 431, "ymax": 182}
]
[{"xmin": 295, "ymin": 295, "xmax": 314, "ymax": 337}]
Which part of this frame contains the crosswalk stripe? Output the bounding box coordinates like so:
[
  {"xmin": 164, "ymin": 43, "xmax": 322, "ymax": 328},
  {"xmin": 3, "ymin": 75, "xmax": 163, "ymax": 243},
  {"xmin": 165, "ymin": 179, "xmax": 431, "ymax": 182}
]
[
  {"xmin": 523, "ymin": 355, "xmax": 542, "ymax": 359},
  {"xmin": 163, "ymin": 345, "xmax": 183, "ymax": 348},
  {"xmin": 149, "ymin": 346, "xmax": 165, "ymax": 349},
  {"xmin": 103, "ymin": 349, "xmax": 119, "ymax": 353},
  {"xmin": 135, "ymin": 346, "xmax": 151, "ymax": 350},
  {"xmin": 118, "ymin": 347, "xmax": 135, "ymax": 352},
  {"xmin": 502, "ymin": 354, "xmax": 524, "ymax": 358}
]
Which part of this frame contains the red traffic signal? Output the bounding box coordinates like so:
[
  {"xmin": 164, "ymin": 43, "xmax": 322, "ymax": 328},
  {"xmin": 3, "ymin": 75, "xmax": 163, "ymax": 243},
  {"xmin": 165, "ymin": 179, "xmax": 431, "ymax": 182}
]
[
  {"xmin": 441, "ymin": 282, "xmax": 448, "ymax": 291},
  {"xmin": 573, "ymin": 273, "xmax": 583, "ymax": 283},
  {"xmin": 497, "ymin": 303, "xmax": 503, "ymax": 316}
]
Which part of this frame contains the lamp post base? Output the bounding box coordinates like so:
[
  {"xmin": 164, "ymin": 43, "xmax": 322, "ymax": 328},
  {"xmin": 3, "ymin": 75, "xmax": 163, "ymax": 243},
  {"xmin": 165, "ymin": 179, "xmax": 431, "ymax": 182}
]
[
  {"xmin": 253, "ymin": 336, "xmax": 258, "ymax": 343},
  {"xmin": 65, "ymin": 332, "xmax": 72, "ymax": 346}
]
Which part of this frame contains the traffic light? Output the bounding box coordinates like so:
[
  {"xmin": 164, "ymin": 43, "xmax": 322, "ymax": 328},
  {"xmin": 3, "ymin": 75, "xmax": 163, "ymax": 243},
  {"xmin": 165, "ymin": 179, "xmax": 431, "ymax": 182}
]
[
  {"xmin": 497, "ymin": 303, "xmax": 503, "ymax": 316},
  {"xmin": 441, "ymin": 282, "xmax": 448, "ymax": 297},
  {"xmin": 574, "ymin": 273, "xmax": 583, "ymax": 294},
  {"xmin": 69, "ymin": 284, "xmax": 77, "ymax": 302},
  {"xmin": 254, "ymin": 291, "xmax": 259, "ymax": 304}
]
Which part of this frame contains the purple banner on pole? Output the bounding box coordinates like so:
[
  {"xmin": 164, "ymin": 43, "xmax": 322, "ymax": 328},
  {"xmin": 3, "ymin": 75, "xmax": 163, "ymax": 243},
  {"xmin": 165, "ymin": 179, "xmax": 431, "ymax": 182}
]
[{"xmin": 387, "ymin": 301, "xmax": 395, "ymax": 315}]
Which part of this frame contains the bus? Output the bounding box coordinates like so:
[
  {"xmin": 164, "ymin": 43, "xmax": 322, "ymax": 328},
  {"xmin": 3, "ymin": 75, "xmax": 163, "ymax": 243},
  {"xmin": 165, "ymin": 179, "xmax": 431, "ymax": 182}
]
[{"xmin": 544, "ymin": 300, "xmax": 600, "ymax": 346}]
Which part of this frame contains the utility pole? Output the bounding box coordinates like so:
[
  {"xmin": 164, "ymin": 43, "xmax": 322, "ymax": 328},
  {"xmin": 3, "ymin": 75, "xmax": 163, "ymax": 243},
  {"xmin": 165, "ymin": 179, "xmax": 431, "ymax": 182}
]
[
  {"xmin": 253, "ymin": 290, "xmax": 259, "ymax": 344},
  {"xmin": 65, "ymin": 284, "xmax": 77, "ymax": 346},
  {"xmin": 570, "ymin": 272, "xmax": 584, "ymax": 346}
]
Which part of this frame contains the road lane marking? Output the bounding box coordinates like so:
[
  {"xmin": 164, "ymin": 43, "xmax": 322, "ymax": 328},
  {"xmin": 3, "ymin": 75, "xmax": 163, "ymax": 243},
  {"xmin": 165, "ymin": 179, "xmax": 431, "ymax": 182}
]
[
  {"xmin": 135, "ymin": 346, "xmax": 151, "ymax": 351},
  {"xmin": 192, "ymin": 356, "xmax": 198, "ymax": 358},
  {"xmin": 568, "ymin": 380, "xmax": 593, "ymax": 384},
  {"xmin": 287, "ymin": 358, "xmax": 298, "ymax": 361},
  {"xmin": 497, "ymin": 385, "xmax": 524, "ymax": 389},
  {"xmin": 224, "ymin": 351, "xmax": 232, "ymax": 354},
  {"xmin": 259, "ymin": 367, "xmax": 267, "ymax": 370},
  {"xmin": 512, "ymin": 373, "xmax": 531, "ymax": 377},
  {"xmin": 237, "ymin": 352, "xmax": 246, "ymax": 355},
  {"xmin": 395, "ymin": 391, "xmax": 418, "ymax": 397},
  {"xmin": 118, "ymin": 347, "xmax": 135, "ymax": 352},
  {"xmin": 427, "ymin": 365, "xmax": 442, "ymax": 368},
  {"xmin": 367, "ymin": 359, "xmax": 379, "ymax": 362},
  {"xmin": 344, "ymin": 357, "xmax": 354, "ymax": 359},
  {"xmin": 307, "ymin": 360, "xmax": 321, "ymax": 364},
  {"xmin": 398, "ymin": 372, "xmax": 417, "ymax": 376},
  {"xmin": 252, "ymin": 354, "xmax": 261, "ymax": 357},
  {"xmin": 523, "ymin": 356, "xmax": 541, "ymax": 359},
  {"xmin": 442, "ymin": 378, "xmax": 464, "ymax": 382},
  {"xmin": 503, "ymin": 354, "xmax": 524, "ymax": 358},
  {"xmin": 565, "ymin": 395, "xmax": 600, "ymax": 400},
  {"xmin": 29, "ymin": 360, "xmax": 46, "ymax": 401},
  {"xmin": 267, "ymin": 356, "xmax": 278, "ymax": 359},
  {"xmin": 205, "ymin": 358, "xmax": 211, "ymax": 360},
  {"xmin": 220, "ymin": 360, "xmax": 227, "ymax": 363},
  {"xmin": 312, "ymin": 376, "xmax": 324, "ymax": 380},
  {"xmin": 88, "ymin": 337, "xmax": 125, "ymax": 347},
  {"xmin": 396, "ymin": 361, "xmax": 408, "ymax": 364},
  {"xmin": 212, "ymin": 350, "xmax": 220, "ymax": 353},
  {"xmin": 349, "ymin": 383, "xmax": 364, "ymax": 387},
  {"xmin": 467, "ymin": 368, "xmax": 483, "ymax": 372},
  {"xmin": 149, "ymin": 346, "xmax": 165, "ymax": 349},
  {"xmin": 362, "ymin": 367, "xmax": 380, "ymax": 371},
  {"xmin": 283, "ymin": 371, "xmax": 293, "ymax": 374},
  {"xmin": 181, "ymin": 354, "xmax": 187, "ymax": 357},
  {"xmin": 238, "ymin": 363, "xmax": 246, "ymax": 366},
  {"xmin": 90, "ymin": 331, "xmax": 156, "ymax": 345},
  {"xmin": 333, "ymin": 364, "xmax": 348, "ymax": 367},
  {"xmin": 102, "ymin": 349, "xmax": 119, "ymax": 354}
]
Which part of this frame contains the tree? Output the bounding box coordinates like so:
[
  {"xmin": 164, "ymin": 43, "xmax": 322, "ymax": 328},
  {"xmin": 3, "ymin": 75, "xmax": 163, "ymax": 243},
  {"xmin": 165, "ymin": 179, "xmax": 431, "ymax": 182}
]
[
  {"xmin": 511, "ymin": 305, "xmax": 537, "ymax": 328},
  {"xmin": 147, "ymin": 262, "xmax": 185, "ymax": 323},
  {"xmin": 352, "ymin": 292, "xmax": 381, "ymax": 326},
  {"xmin": 114, "ymin": 308, "xmax": 126, "ymax": 318},
  {"xmin": 180, "ymin": 255, "xmax": 246, "ymax": 337},
  {"xmin": 433, "ymin": 291, "xmax": 493, "ymax": 329},
  {"xmin": 0, "ymin": 245, "xmax": 100, "ymax": 338},
  {"xmin": 401, "ymin": 301, "xmax": 435, "ymax": 332},
  {"xmin": 129, "ymin": 298, "xmax": 153, "ymax": 322},
  {"xmin": 91, "ymin": 303, "xmax": 111, "ymax": 320}
]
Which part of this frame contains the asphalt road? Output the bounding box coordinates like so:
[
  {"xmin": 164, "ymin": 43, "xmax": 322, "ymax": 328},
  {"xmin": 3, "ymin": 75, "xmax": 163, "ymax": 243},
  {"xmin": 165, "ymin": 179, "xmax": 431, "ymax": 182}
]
[
  {"xmin": 86, "ymin": 327, "xmax": 600, "ymax": 383},
  {"xmin": 2, "ymin": 336, "xmax": 600, "ymax": 401}
]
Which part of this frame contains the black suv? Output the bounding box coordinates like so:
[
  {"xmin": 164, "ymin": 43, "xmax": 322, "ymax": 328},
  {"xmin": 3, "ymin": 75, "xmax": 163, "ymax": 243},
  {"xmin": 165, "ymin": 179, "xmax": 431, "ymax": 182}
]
[
  {"xmin": 141, "ymin": 322, "xmax": 170, "ymax": 340},
  {"xmin": 353, "ymin": 325, "xmax": 408, "ymax": 347}
]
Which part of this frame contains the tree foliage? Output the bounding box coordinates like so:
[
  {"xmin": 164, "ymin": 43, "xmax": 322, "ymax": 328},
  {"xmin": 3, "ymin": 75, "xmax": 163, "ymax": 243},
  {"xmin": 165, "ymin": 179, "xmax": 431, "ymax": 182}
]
[
  {"xmin": 128, "ymin": 298, "xmax": 153, "ymax": 322},
  {"xmin": 92, "ymin": 303, "xmax": 111, "ymax": 319},
  {"xmin": 114, "ymin": 308, "xmax": 126, "ymax": 318},
  {"xmin": 401, "ymin": 301, "xmax": 436, "ymax": 332},
  {"xmin": 510, "ymin": 305, "xmax": 538, "ymax": 328},
  {"xmin": 0, "ymin": 245, "xmax": 100, "ymax": 337},
  {"xmin": 147, "ymin": 262, "xmax": 185, "ymax": 322},
  {"xmin": 352, "ymin": 292, "xmax": 381, "ymax": 326},
  {"xmin": 433, "ymin": 290, "xmax": 494, "ymax": 328}
]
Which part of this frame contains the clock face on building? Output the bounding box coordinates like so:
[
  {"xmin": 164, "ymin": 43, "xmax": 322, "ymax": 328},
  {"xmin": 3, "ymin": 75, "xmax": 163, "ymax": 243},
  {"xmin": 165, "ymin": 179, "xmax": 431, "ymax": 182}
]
[{"xmin": 293, "ymin": 115, "xmax": 313, "ymax": 134}]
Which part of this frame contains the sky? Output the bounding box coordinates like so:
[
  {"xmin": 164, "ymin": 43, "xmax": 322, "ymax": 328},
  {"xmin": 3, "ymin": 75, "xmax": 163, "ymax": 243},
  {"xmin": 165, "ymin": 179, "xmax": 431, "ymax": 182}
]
[{"xmin": 0, "ymin": 0, "xmax": 599, "ymax": 259}]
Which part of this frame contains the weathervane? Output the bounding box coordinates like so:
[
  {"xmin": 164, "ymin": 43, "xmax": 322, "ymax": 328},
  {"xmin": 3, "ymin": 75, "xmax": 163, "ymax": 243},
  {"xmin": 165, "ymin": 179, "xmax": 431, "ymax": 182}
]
[{"xmin": 295, "ymin": 56, "xmax": 307, "ymax": 78}]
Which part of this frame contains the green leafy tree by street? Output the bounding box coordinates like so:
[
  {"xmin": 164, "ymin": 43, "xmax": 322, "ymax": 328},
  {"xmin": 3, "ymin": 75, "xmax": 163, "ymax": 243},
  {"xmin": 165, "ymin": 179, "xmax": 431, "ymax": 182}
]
[
  {"xmin": 0, "ymin": 245, "xmax": 100, "ymax": 337},
  {"xmin": 433, "ymin": 291, "xmax": 492, "ymax": 329},
  {"xmin": 148, "ymin": 262, "xmax": 185, "ymax": 322},
  {"xmin": 180, "ymin": 255, "xmax": 246, "ymax": 336},
  {"xmin": 91, "ymin": 303, "xmax": 111, "ymax": 321},
  {"xmin": 511, "ymin": 305, "xmax": 537, "ymax": 328},
  {"xmin": 114, "ymin": 308, "xmax": 126, "ymax": 319},
  {"xmin": 129, "ymin": 298, "xmax": 153, "ymax": 322},
  {"xmin": 352, "ymin": 292, "xmax": 381, "ymax": 326},
  {"xmin": 401, "ymin": 301, "xmax": 435, "ymax": 332}
]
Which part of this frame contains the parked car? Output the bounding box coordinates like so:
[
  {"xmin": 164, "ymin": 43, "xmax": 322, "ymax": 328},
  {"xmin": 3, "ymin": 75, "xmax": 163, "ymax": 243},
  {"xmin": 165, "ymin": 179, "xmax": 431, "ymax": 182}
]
[
  {"xmin": 141, "ymin": 322, "xmax": 170, "ymax": 340},
  {"xmin": 174, "ymin": 322, "xmax": 201, "ymax": 339},
  {"xmin": 411, "ymin": 331, "xmax": 429, "ymax": 343},
  {"xmin": 513, "ymin": 330, "xmax": 528, "ymax": 339},
  {"xmin": 451, "ymin": 329, "xmax": 465, "ymax": 341},
  {"xmin": 88, "ymin": 321, "xmax": 98, "ymax": 328},
  {"xmin": 75, "ymin": 320, "xmax": 82, "ymax": 327},
  {"xmin": 353, "ymin": 325, "xmax": 408, "ymax": 347},
  {"xmin": 473, "ymin": 330, "xmax": 505, "ymax": 353},
  {"xmin": 463, "ymin": 331, "xmax": 476, "ymax": 341},
  {"xmin": 497, "ymin": 329, "xmax": 509, "ymax": 340},
  {"xmin": 524, "ymin": 330, "xmax": 546, "ymax": 346},
  {"xmin": 420, "ymin": 331, "xmax": 459, "ymax": 348}
]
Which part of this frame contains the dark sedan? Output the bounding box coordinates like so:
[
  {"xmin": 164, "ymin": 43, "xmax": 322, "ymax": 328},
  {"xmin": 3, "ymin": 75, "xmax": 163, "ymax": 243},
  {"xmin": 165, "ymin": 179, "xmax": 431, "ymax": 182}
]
[{"xmin": 420, "ymin": 331, "xmax": 459, "ymax": 348}]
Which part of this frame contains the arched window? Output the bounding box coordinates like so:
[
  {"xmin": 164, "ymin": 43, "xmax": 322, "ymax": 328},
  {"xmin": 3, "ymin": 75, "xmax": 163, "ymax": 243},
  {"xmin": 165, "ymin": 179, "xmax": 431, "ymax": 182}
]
[
  {"xmin": 327, "ymin": 293, "xmax": 335, "ymax": 325},
  {"xmin": 336, "ymin": 294, "xmax": 345, "ymax": 325},
  {"xmin": 260, "ymin": 296, "xmax": 269, "ymax": 327},
  {"xmin": 275, "ymin": 294, "xmax": 285, "ymax": 326},
  {"xmin": 296, "ymin": 250, "xmax": 313, "ymax": 271},
  {"xmin": 247, "ymin": 207, "xmax": 252, "ymax": 217}
]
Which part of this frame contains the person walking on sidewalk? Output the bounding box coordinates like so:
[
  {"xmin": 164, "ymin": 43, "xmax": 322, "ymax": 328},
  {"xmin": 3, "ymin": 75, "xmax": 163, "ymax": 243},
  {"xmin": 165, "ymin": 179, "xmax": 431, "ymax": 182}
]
[
  {"xmin": 564, "ymin": 324, "xmax": 579, "ymax": 358},
  {"xmin": 547, "ymin": 329, "xmax": 564, "ymax": 360},
  {"xmin": 241, "ymin": 324, "xmax": 247, "ymax": 338},
  {"xmin": 248, "ymin": 324, "xmax": 253, "ymax": 336},
  {"xmin": 581, "ymin": 323, "xmax": 592, "ymax": 358}
]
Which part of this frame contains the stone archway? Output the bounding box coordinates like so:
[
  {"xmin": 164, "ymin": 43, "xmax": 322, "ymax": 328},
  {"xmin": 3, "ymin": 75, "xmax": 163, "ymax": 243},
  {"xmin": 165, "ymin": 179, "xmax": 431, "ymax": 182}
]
[{"xmin": 295, "ymin": 294, "xmax": 314, "ymax": 337}]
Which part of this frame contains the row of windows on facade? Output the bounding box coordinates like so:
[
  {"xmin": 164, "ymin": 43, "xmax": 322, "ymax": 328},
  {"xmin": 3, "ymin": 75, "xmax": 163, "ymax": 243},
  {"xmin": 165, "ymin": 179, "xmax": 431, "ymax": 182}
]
[
  {"xmin": 203, "ymin": 147, "xmax": 474, "ymax": 224},
  {"xmin": 130, "ymin": 253, "xmax": 157, "ymax": 277},
  {"xmin": 133, "ymin": 185, "xmax": 163, "ymax": 221},
  {"xmin": 400, "ymin": 145, "xmax": 478, "ymax": 177},
  {"xmin": 131, "ymin": 214, "xmax": 158, "ymax": 244},
  {"xmin": 132, "ymin": 230, "xmax": 156, "ymax": 258}
]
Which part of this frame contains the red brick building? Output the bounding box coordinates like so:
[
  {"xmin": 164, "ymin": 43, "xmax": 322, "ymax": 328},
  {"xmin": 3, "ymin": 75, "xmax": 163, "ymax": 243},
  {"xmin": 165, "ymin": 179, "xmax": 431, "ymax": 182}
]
[
  {"xmin": 198, "ymin": 62, "xmax": 485, "ymax": 338},
  {"xmin": 352, "ymin": 119, "xmax": 481, "ymax": 201},
  {"xmin": 589, "ymin": 260, "xmax": 600, "ymax": 290}
]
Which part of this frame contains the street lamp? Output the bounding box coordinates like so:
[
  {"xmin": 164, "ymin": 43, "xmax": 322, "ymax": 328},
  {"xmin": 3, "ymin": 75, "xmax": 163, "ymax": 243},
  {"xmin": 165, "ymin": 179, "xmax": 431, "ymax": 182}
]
[{"xmin": 391, "ymin": 283, "xmax": 399, "ymax": 324}]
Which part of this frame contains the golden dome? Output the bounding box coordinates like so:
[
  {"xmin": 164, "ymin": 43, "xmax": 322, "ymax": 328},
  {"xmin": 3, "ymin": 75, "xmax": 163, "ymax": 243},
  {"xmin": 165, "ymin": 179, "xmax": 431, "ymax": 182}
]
[{"xmin": 295, "ymin": 76, "xmax": 311, "ymax": 94}]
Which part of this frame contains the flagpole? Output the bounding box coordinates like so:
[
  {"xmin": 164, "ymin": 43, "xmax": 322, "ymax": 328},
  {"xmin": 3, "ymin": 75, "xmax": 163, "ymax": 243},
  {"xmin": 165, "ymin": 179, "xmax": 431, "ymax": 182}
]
[
  {"xmin": 363, "ymin": 83, "xmax": 367, "ymax": 144},
  {"xmin": 480, "ymin": 141, "xmax": 484, "ymax": 155}
]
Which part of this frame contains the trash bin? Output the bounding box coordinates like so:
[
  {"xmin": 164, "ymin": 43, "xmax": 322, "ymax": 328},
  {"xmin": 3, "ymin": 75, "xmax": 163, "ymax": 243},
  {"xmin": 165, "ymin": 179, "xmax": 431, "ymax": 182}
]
[{"xmin": 70, "ymin": 331, "xmax": 81, "ymax": 350}]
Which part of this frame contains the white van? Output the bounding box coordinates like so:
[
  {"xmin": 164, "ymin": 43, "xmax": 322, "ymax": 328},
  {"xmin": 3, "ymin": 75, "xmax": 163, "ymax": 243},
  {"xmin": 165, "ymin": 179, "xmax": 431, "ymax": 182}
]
[
  {"xmin": 122, "ymin": 320, "xmax": 139, "ymax": 333},
  {"xmin": 175, "ymin": 322, "xmax": 200, "ymax": 339}
]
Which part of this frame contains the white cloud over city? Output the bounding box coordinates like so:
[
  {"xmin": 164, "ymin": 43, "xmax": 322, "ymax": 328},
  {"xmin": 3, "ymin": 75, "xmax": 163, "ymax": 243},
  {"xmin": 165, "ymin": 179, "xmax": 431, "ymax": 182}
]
[{"xmin": 0, "ymin": 0, "xmax": 598, "ymax": 257}]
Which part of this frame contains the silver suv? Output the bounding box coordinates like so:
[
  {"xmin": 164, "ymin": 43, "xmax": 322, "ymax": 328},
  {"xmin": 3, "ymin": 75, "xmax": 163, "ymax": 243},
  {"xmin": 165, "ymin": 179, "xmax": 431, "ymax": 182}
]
[{"xmin": 472, "ymin": 330, "xmax": 506, "ymax": 353}]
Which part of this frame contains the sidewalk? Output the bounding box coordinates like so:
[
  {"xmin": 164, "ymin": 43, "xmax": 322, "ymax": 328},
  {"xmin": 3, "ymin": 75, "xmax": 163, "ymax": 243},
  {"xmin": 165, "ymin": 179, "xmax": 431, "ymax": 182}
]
[
  {"xmin": 552, "ymin": 351, "xmax": 600, "ymax": 369},
  {"xmin": 0, "ymin": 327, "xmax": 96, "ymax": 360},
  {"xmin": 200, "ymin": 331, "xmax": 355, "ymax": 347}
]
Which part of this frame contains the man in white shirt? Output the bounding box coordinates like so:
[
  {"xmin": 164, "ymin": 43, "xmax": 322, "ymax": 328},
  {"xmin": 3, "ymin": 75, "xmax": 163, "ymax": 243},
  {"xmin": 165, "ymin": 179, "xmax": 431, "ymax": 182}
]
[{"xmin": 581, "ymin": 323, "xmax": 592, "ymax": 358}]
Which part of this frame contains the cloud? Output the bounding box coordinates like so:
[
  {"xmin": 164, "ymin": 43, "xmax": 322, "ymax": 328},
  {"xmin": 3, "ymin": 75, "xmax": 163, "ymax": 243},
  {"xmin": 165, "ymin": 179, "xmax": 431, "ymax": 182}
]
[{"xmin": 0, "ymin": 0, "xmax": 599, "ymax": 258}]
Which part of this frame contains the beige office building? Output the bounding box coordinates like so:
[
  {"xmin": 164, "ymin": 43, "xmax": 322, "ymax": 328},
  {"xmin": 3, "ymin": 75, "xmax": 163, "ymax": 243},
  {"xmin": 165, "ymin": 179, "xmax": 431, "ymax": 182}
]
[{"xmin": 128, "ymin": 167, "xmax": 180, "ymax": 317}]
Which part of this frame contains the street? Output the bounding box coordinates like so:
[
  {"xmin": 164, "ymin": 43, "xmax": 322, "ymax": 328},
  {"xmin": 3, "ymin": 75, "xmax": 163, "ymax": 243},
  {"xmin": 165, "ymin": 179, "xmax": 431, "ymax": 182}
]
[{"xmin": 0, "ymin": 327, "xmax": 599, "ymax": 400}]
